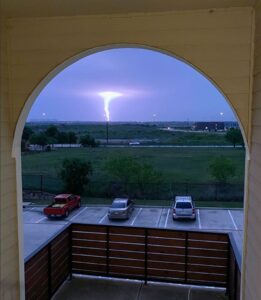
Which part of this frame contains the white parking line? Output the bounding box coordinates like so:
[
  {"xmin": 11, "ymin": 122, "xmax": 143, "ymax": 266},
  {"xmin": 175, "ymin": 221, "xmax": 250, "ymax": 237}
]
[
  {"xmin": 131, "ymin": 208, "xmax": 142, "ymax": 226},
  {"xmin": 35, "ymin": 216, "xmax": 47, "ymax": 223},
  {"xmin": 197, "ymin": 209, "xmax": 202, "ymax": 229},
  {"xmin": 156, "ymin": 208, "xmax": 164, "ymax": 228},
  {"xmin": 23, "ymin": 207, "xmax": 33, "ymax": 212},
  {"xmin": 188, "ymin": 287, "xmax": 191, "ymax": 300},
  {"xmin": 164, "ymin": 209, "xmax": 170, "ymax": 228},
  {"xmin": 70, "ymin": 207, "xmax": 88, "ymax": 221},
  {"xmin": 99, "ymin": 212, "xmax": 108, "ymax": 224},
  {"xmin": 228, "ymin": 210, "xmax": 238, "ymax": 230}
]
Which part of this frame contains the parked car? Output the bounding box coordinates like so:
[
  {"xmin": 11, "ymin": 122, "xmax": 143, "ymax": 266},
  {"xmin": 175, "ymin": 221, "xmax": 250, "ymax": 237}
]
[
  {"xmin": 44, "ymin": 194, "xmax": 81, "ymax": 218},
  {"xmin": 108, "ymin": 198, "xmax": 134, "ymax": 220},
  {"xmin": 129, "ymin": 141, "xmax": 140, "ymax": 146},
  {"xmin": 172, "ymin": 196, "xmax": 196, "ymax": 220}
]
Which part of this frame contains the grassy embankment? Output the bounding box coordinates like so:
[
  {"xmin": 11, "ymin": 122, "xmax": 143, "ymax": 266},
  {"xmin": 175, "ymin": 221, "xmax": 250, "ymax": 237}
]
[
  {"xmin": 22, "ymin": 147, "xmax": 245, "ymax": 183},
  {"xmin": 22, "ymin": 147, "xmax": 245, "ymax": 208}
]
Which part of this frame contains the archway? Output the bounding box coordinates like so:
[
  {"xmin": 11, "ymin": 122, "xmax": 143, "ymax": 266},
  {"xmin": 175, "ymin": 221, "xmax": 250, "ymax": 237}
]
[
  {"xmin": 12, "ymin": 44, "xmax": 249, "ymax": 298},
  {"xmin": 12, "ymin": 44, "xmax": 249, "ymax": 153}
]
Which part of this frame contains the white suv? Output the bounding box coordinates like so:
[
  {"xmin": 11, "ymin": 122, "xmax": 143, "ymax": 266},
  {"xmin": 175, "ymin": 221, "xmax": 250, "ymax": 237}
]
[{"xmin": 172, "ymin": 196, "xmax": 196, "ymax": 220}]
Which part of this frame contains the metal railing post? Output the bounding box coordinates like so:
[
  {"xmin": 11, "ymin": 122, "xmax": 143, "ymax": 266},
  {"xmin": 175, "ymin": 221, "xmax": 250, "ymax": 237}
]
[
  {"xmin": 225, "ymin": 242, "xmax": 231, "ymax": 297},
  {"xmin": 48, "ymin": 243, "xmax": 52, "ymax": 299},
  {"xmin": 234, "ymin": 263, "xmax": 238, "ymax": 300},
  {"xmin": 106, "ymin": 226, "xmax": 110, "ymax": 276},
  {"xmin": 69, "ymin": 226, "xmax": 72, "ymax": 281},
  {"xmin": 145, "ymin": 228, "xmax": 148, "ymax": 285},
  {"xmin": 184, "ymin": 232, "xmax": 188, "ymax": 283}
]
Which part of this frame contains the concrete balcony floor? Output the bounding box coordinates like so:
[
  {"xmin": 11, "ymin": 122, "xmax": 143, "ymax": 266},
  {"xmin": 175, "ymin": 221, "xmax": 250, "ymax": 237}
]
[{"xmin": 53, "ymin": 275, "xmax": 228, "ymax": 300}]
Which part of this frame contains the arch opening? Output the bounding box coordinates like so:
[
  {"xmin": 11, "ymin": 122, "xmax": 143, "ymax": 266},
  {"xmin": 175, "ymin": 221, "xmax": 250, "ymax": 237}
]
[
  {"xmin": 12, "ymin": 44, "xmax": 249, "ymax": 156},
  {"xmin": 14, "ymin": 45, "xmax": 248, "ymax": 299}
]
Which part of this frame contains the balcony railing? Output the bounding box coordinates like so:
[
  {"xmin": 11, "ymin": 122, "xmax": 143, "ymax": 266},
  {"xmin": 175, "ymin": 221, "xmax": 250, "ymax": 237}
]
[{"xmin": 24, "ymin": 223, "xmax": 241, "ymax": 300}]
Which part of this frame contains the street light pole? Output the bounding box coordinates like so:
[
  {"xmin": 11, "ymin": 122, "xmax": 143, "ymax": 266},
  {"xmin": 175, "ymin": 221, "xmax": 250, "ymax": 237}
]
[
  {"xmin": 106, "ymin": 121, "xmax": 109, "ymax": 145},
  {"xmin": 220, "ymin": 112, "xmax": 224, "ymax": 131}
]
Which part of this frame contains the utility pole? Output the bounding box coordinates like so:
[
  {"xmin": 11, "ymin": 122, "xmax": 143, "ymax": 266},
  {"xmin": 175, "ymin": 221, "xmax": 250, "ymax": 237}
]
[{"xmin": 106, "ymin": 121, "xmax": 109, "ymax": 145}]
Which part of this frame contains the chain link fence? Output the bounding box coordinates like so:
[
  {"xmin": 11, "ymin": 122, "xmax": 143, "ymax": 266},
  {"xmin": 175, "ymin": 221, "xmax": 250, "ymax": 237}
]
[{"xmin": 22, "ymin": 174, "xmax": 244, "ymax": 202}]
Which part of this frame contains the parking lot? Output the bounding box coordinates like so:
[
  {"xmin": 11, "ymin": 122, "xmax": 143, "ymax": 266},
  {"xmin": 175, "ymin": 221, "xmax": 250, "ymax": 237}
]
[
  {"xmin": 23, "ymin": 205, "xmax": 244, "ymax": 230},
  {"xmin": 23, "ymin": 205, "xmax": 244, "ymax": 260}
]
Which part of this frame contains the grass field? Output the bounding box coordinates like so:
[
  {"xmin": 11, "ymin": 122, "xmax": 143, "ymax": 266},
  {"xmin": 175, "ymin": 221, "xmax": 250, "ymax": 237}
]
[{"xmin": 22, "ymin": 147, "xmax": 245, "ymax": 184}]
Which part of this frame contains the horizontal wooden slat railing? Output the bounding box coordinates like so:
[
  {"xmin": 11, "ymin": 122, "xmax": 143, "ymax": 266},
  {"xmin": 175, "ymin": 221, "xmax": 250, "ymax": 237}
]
[
  {"xmin": 228, "ymin": 234, "xmax": 242, "ymax": 300},
  {"xmin": 24, "ymin": 226, "xmax": 71, "ymax": 300},
  {"xmin": 71, "ymin": 224, "xmax": 229, "ymax": 287},
  {"xmin": 24, "ymin": 223, "xmax": 241, "ymax": 299}
]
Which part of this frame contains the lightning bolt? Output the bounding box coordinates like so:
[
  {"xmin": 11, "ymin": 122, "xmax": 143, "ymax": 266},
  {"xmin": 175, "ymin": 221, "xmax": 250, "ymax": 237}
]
[
  {"xmin": 99, "ymin": 91, "xmax": 122, "ymax": 121},
  {"xmin": 104, "ymin": 98, "xmax": 111, "ymax": 121}
]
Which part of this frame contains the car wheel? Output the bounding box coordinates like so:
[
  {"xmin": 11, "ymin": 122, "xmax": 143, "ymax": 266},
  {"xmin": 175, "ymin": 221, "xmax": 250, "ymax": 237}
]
[
  {"xmin": 64, "ymin": 210, "xmax": 69, "ymax": 218},
  {"xmin": 77, "ymin": 201, "xmax": 81, "ymax": 208}
]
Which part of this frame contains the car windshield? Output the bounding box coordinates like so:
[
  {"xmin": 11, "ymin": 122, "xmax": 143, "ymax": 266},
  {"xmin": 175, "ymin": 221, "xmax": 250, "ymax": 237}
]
[
  {"xmin": 176, "ymin": 202, "xmax": 192, "ymax": 209},
  {"xmin": 111, "ymin": 202, "xmax": 126, "ymax": 208},
  {"xmin": 54, "ymin": 199, "xmax": 67, "ymax": 204}
]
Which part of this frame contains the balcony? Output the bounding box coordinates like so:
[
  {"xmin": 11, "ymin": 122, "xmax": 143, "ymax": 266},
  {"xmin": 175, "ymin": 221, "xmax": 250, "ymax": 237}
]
[{"xmin": 24, "ymin": 223, "xmax": 241, "ymax": 300}]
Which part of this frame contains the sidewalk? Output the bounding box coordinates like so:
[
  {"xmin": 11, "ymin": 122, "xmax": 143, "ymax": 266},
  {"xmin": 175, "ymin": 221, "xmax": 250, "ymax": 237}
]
[{"xmin": 53, "ymin": 275, "xmax": 228, "ymax": 300}]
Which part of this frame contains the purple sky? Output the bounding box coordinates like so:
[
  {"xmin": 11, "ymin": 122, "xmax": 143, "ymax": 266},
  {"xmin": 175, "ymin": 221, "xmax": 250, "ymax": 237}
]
[{"xmin": 28, "ymin": 48, "xmax": 236, "ymax": 122}]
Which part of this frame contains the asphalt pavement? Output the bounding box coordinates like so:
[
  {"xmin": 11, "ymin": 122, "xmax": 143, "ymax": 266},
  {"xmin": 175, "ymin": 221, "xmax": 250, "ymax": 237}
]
[{"xmin": 23, "ymin": 205, "xmax": 244, "ymax": 260}]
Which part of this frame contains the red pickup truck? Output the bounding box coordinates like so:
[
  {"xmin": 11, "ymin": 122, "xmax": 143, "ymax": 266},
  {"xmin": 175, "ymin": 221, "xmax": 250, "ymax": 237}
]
[{"xmin": 44, "ymin": 194, "xmax": 81, "ymax": 218}]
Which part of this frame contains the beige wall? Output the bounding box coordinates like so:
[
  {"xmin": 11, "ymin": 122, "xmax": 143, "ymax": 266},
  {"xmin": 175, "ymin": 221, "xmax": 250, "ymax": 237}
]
[
  {"xmin": 0, "ymin": 17, "xmax": 20, "ymax": 299},
  {"xmin": 244, "ymin": 1, "xmax": 261, "ymax": 299},
  {"xmin": 0, "ymin": 6, "xmax": 255, "ymax": 299},
  {"xmin": 8, "ymin": 8, "xmax": 254, "ymax": 142}
]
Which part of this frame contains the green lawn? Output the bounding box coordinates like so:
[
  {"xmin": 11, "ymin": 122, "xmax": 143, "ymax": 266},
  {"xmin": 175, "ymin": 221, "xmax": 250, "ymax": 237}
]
[{"xmin": 22, "ymin": 147, "xmax": 245, "ymax": 184}]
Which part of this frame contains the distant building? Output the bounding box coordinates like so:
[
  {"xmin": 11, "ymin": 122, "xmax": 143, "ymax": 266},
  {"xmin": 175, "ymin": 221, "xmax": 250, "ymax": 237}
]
[
  {"xmin": 224, "ymin": 121, "xmax": 239, "ymax": 129},
  {"xmin": 194, "ymin": 122, "xmax": 225, "ymax": 132}
]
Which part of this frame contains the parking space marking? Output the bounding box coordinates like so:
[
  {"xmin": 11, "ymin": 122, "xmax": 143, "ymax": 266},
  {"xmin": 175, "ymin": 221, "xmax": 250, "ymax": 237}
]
[
  {"xmin": 228, "ymin": 210, "xmax": 238, "ymax": 230},
  {"xmin": 23, "ymin": 207, "xmax": 33, "ymax": 213},
  {"xmin": 188, "ymin": 287, "xmax": 191, "ymax": 300},
  {"xmin": 70, "ymin": 207, "xmax": 88, "ymax": 221},
  {"xmin": 131, "ymin": 208, "xmax": 142, "ymax": 226},
  {"xmin": 99, "ymin": 212, "xmax": 108, "ymax": 224},
  {"xmin": 164, "ymin": 209, "xmax": 170, "ymax": 228},
  {"xmin": 35, "ymin": 216, "xmax": 47, "ymax": 223},
  {"xmin": 197, "ymin": 209, "xmax": 201, "ymax": 230},
  {"xmin": 156, "ymin": 208, "xmax": 164, "ymax": 227}
]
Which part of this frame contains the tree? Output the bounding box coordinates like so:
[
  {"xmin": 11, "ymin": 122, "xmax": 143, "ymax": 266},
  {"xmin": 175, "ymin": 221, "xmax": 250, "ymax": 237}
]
[
  {"xmin": 80, "ymin": 134, "xmax": 97, "ymax": 147},
  {"xmin": 59, "ymin": 158, "xmax": 92, "ymax": 194},
  {"xmin": 29, "ymin": 132, "xmax": 48, "ymax": 149},
  {"xmin": 45, "ymin": 126, "xmax": 59, "ymax": 148},
  {"xmin": 21, "ymin": 126, "xmax": 34, "ymax": 151},
  {"xmin": 22, "ymin": 126, "xmax": 34, "ymax": 141},
  {"xmin": 105, "ymin": 156, "xmax": 139, "ymax": 184},
  {"xmin": 45, "ymin": 125, "xmax": 59, "ymax": 138},
  {"xmin": 67, "ymin": 131, "xmax": 77, "ymax": 144},
  {"xmin": 135, "ymin": 163, "xmax": 162, "ymax": 195},
  {"xmin": 209, "ymin": 156, "xmax": 236, "ymax": 183},
  {"xmin": 57, "ymin": 131, "xmax": 69, "ymax": 143},
  {"xmin": 225, "ymin": 128, "xmax": 244, "ymax": 148},
  {"xmin": 105, "ymin": 155, "xmax": 162, "ymax": 195}
]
